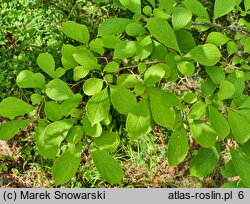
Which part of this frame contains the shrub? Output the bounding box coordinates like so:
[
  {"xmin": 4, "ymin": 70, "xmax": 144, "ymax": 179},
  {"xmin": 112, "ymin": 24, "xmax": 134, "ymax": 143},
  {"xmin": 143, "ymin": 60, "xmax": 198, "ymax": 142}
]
[{"xmin": 1, "ymin": 0, "xmax": 250, "ymax": 187}]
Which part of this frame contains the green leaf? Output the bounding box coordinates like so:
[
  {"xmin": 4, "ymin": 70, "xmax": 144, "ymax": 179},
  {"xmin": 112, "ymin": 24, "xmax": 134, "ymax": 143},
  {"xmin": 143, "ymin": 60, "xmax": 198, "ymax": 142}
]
[
  {"xmin": 0, "ymin": 97, "xmax": 34, "ymax": 119},
  {"xmin": 208, "ymin": 105, "xmax": 230, "ymax": 140},
  {"xmin": 136, "ymin": 36, "xmax": 153, "ymax": 60},
  {"xmin": 83, "ymin": 78, "xmax": 103, "ymax": 96},
  {"xmin": 98, "ymin": 18, "xmax": 132, "ymax": 36},
  {"xmin": 89, "ymin": 38, "xmax": 104, "ymax": 55},
  {"xmin": 30, "ymin": 94, "xmax": 43, "ymax": 105},
  {"xmin": 151, "ymin": 40, "xmax": 168, "ymax": 60},
  {"xmin": 61, "ymin": 44, "xmax": 78, "ymax": 70},
  {"xmin": 149, "ymin": 88, "xmax": 176, "ymax": 128},
  {"xmin": 244, "ymin": 37, "xmax": 250, "ymax": 53},
  {"xmin": 214, "ymin": 0, "xmax": 236, "ymax": 20},
  {"xmin": 86, "ymin": 88, "xmax": 110, "ymax": 125},
  {"xmin": 120, "ymin": 0, "xmax": 141, "ymax": 14},
  {"xmin": 126, "ymin": 99, "xmax": 151, "ymax": 140},
  {"xmin": 54, "ymin": 67, "xmax": 65, "ymax": 79},
  {"xmin": 52, "ymin": 144, "xmax": 82, "ymax": 185},
  {"xmin": 92, "ymin": 152, "xmax": 123, "ymax": 186},
  {"xmin": 73, "ymin": 66, "xmax": 89, "ymax": 80},
  {"xmin": 245, "ymin": 0, "xmax": 250, "ymax": 10},
  {"xmin": 44, "ymin": 101, "xmax": 63, "ymax": 121},
  {"xmin": 227, "ymin": 71, "xmax": 245, "ymax": 98},
  {"xmin": 177, "ymin": 61, "xmax": 195, "ymax": 77},
  {"xmin": 175, "ymin": 30, "xmax": 196, "ymax": 54},
  {"xmin": 168, "ymin": 127, "xmax": 189, "ymax": 166},
  {"xmin": 37, "ymin": 53, "xmax": 55, "ymax": 78},
  {"xmin": 227, "ymin": 41, "xmax": 238, "ymax": 55},
  {"xmin": 144, "ymin": 63, "xmax": 166, "ymax": 86},
  {"xmin": 172, "ymin": 6, "xmax": 192, "ymax": 30},
  {"xmin": 201, "ymin": 77, "xmax": 216, "ymax": 96},
  {"xmin": 231, "ymin": 148, "xmax": 250, "ymax": 187},
  {"xmin": 221, "ymin": 160, "xmax": 238, "ymax": 178},
  {"xmin": 147, "ymin": 18, "xmax": 179, "ymax": 51},
  {"xmin": 190, "ymin": 147, "xmax": 220, "ymax": 178},
  {"xmin": 217, "ymin": 80, "xmax": 235, "ymax": 100},
  {"xmin": 114, "ymin": 40, "xmax": 136, "ymax": 59},
  {"xmin": 104, "ymin": 61, "xmax": 119, "ymax": 73},
  {"xmin": 62, "ymin": 21, "xmax": 89, "ymax": 44},
  {"xmin": 82, "ymin": 116, "xmax": 102, "ymax": 137},
  {"xmin": 239, "ymin": 139, "xmax": 250, "ymax": 159},
  {"xmin": 46, "ymin": 79, "xmax": 74, "ymax": 101},
  {"xmin": 206, "ymin": 32, "xmax": 231, "ymax": 46},
  {"xmin": 190, "ymin": 121, "xmax": 217, "ymax": 148},
  {"xmin": 44, "ymin": 119, "xmax": 74, "ymax": 147},
  {"xmin": 183, "ymin": 0, "xmax": 209, "ymax": 19},
  {"xmin": 185, "ymin": 44, "xmax": 222, "ymax": 66},
  {"xmin": 0, "ymin": 120, "xmax": 31, "ymax": 140},
  {"xmin": 117, "ymin": 74, "xmax": 137, "ymax": 88},
  {"xmin": 100, "ymin": 35, "xmax": 121, "ymax": 49},
  {"xmin": 16, "ymin": 70, "xmax": 45, "ymax": 89},
  {"xmin": 221, "ymin": 181, "xmax": 238, "ymax": 188},
  {"xmin": 73, "ymin": 48, "xmax": 100, "ymax": 70},
  {"xmin": 205, "ymin": 66, "xmax": 225, "ymax": 85},
  {"xmin": 182, "ymin": 92, "xmax": 197, "ymax": 104},
  {"xmin": 125, "ymin": 23, "xmax": 146, "ymax": 36},
  {"xmin": 153, "ymin": 8, "xmax": 171, "ymax": 19},
  {"xmin": 188, "ymin": 101, "xmax": 207, "ymax": 120},
  {"xmin": 34, "ymin": 120, "xmax": 58, "ymax": 159},
  {"xmin": 228, "ymin": 109, "xmax": 250, "ymax": 144},
  {"xmin": 110, "ymin": 85, "xmax": 137, "ymax": 115},
  {"xmin": 93, "ymin": 131, "xmax": 119, "ymax": 152},
  {"xmin": 147, "ymin": 0, "xmax": 155, "ymax": 7},
  {"xmin": 66, "ymin": 125, "xmax": 84, "ymax": 144}
]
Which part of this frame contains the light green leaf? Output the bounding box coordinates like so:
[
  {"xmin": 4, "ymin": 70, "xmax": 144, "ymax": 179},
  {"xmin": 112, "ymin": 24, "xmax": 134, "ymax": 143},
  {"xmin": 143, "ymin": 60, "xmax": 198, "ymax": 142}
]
[
  {"xmin": 86, "ymin": 88, "xmax": 110, "ymax": 125},
  {"xmin": 239, "ymin": 139, "xmax": 250, "ymax": 159},
  {"xmin": 185, "ymin": 44, "xmax": 222, "ymax": 66},
  {"xmin": 214, "ymin": 0, "xmax": 236, "ymax": 20},
  {"xmin": 83, "ymin": 78, "xmax": 103, "ymax": 96},
  {"xmin": 66, "ymin": 125, "xmax": 84, "ymax": 144},
  {"xmin": 16, "ymin": 70, "xmax": 45, "ymax": 89},
  {"xmin": 73, "ymin": 48, "xmax": 100, "ymax": 70},
  {"xmin": 149, "ymin": 88, "xmax": 176, "ymax": 128},
  {"xmin": 227, "ymin": 41, "xmax": 238, "ymax": 55},
  {"xmin": 188, "ymin": 101, "xmax": 207, "ymax": 120},
  {"xmin": 201, "ymin": 77, "xmax": 216, "ymax": 96},
  {"xmin": 144, "ymin": 63, "xmax": 166, "ymax": 86},
  {"xmin": 168, "ymin": 127, "xmax": 189, "ymax": 166},
  {"xmin": 190, "ymin": 147, "xmax": 220, "ymax": 177},
  {"xmin": 244, "ymin": 37, "xmax": 250, "ymax": 53},
  {"xmin": 52, "ymin": 144, "xmax": 82, "ymax": 185},
  {"xmin": 147, "ymin": 18, "xmax": 179, "ymax": 51},
  {"xmin": 217, "ymin": 80, "xmax": 235, "ymax": 100},
  {"xmin": 62, "ymin": 21, "xmax": 89, "ymax": 43},
  {"xmin": 44, "ymin": 101, "xmax": 63, "ymax": 121},
  {"xmin": 125, "ymin": 23, "xmax": 146, "ymax": 36},
  {"xmin": 172, "ymin": 6, "xmax": 192, "ymax": 30},
  {"xmin": 221, "ymin": 181, "xmax": 238, "ymax": 188},
  {"xmin": 206, "ymin": 32, "xmax": 231, "ymax": 46},
  {"xmin": 117, "ymin": 74, "xmax": 137, "ymax": 88},
  {"xmin": 245, "ymin": 0, "xmax": 250, "ymax": 10},
  {"xmin": 228, "ymin": 109, "xmax": 250, "ymax": 144},
  {"xmin": 190, "ymin": 121, "xmax": 217, "ymax": 148},
  {"xmin": 205, "ymin": 66, "xmax": 225, "ymax": 85},
  {"xmin": 177, "ymin": 61, "xmax": 195, "ymax": 77},
  {"xmin": 82, "ymin": 116, "xmax": 102, "ymax": 137},
  {"xmin": 61, "ymin": 44, "xmax": 78, "ymax": 70},
  {"xmin": 37, "ymin": 53, "xmax": 55, "ymax": 77},
  {"xmin": 54, "ymin": 67, "xmax": 65, "ymax": 79},
  {"xmin": 182, "ymin": 92, "xmax": 197, "ymax": 104},
  {"xmin": 126, "ymin": 99, "xmax": 151, "ymax": 140},
  {"xmin": 110, "ymin": 85, "xmax": 137, "ymax": 115},
  {"xmin": 120, "ymin": 0, "xmax": 141, "ymax": 14},
  {"xmin": 153, "ymin": 8, "xmax": 171, "ymax": 19},
  {"xmin": 208, "ymin": 105, "xmax": 230, "ymax": 140},
  {"xmin": 93, "ymin": 131, "xmax": 119, "ymax": 152},
  {"xmin": 46, "ymin": 79, "xmax": 74, "ymax": 101},
  {"xmin": 0, "ymin": 97, "xmax": 34, "ymax": 119},
  {"xmin": 44, "ymin": 119, "xmax": 74, "ymax": 147},
  {"xmin": 73, "ymin": 66, "xmax": 89, "ymax": 80},
  {"xmin": 0, "ymin": 120, "xmax": 31, "ymax": 141},
  {"xmin": 231, "ymin": 148, "xmax": 250, "ymax": 187},
  {"xmin": 30, "ymin": 94, "xmax": 43, "ymax": 105},
  {"xmin": 114, "ymin": 40, "xmax": 136, "ymax": 59},
  {"xmin": 104, "ymin": 61, "xmax": 119, "ymax": 73},
  {"xmin": 89, "ymin": 38, "xmax": 104, "ymax": 55},
  {"xmin": 98, "ymin": 18, "xmax": 132, "ymax": 36},
  {"xmin": 136, "ymin": 36, "xmax": 153, "ymax": 60},
  {"xmin": 100, "ymin": 35, "xmax": 121, "ymax": 49},
  {"xmin": 183, "ymin": 0, "xmax": 209, "ymax": 19}
]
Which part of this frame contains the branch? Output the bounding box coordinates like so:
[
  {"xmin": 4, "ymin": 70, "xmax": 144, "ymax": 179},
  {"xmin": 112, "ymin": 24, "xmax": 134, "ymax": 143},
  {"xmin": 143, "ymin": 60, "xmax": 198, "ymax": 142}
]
[{"xmin": 192, "ymin": 22, "xmax": 250, "ymax": 35}]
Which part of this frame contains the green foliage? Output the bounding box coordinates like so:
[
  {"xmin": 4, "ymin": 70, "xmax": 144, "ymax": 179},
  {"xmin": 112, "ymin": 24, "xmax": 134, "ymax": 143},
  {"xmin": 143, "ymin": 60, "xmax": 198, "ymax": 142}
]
[{"xmin": 1, "ymin": 0, "xmax": 250, "ymax": 187}]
